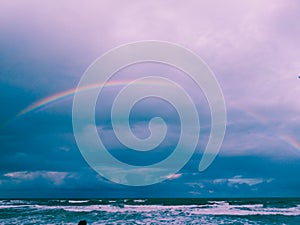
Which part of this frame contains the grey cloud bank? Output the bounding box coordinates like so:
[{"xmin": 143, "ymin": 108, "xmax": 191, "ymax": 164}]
[{"xmin": 0, "ymin": 0, "xmax": 300, "ymax": 197}]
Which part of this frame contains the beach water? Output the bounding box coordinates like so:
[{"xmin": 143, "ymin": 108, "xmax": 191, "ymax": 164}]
[{"xmin": 1, "ymin": 198, "xmax": 300, "ymax": 224}]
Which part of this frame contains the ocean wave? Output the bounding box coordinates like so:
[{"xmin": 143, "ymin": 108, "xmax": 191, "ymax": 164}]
[
  {"xmin": 12, "ymin": 203, "xmax": 298, "ymax": 216},
  {"xmin": 0, "ymin": 205, "xmax": 29, "ymax": 209},
  {"xmin": 68, "ymin": 200, "xmax": 90, "ymax": 204},
  {"xmin": 1, "ymin": 200, "xmax": 300, "ymax": 225},
  {"xmin": 133, "ymin": 199, "xmax": 146, "ymax": 203},
  {"xmin": 8, "ymin": 200, "xmax": 29, "ymax": 205},
  {"xmin": 2, "ymin": 199, "xmax": 300, "ymax": 218}
]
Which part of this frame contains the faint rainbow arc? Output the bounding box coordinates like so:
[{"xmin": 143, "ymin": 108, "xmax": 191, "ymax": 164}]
[
  {"xmin": 16, "ymin": 79, "xmax": 300, "ymax": 154},
  {"xmin": 17, "ymin": 79, "xmax": 167, "ymax": 117},
  {"xmin": 280, "ymin": 134, "xmax": 300, "ymax": 152}
]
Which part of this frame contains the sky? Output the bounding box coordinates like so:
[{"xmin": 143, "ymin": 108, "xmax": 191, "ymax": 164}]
[{"xmin": 0, "ymin": 0, "xmax": 300, "ymax": 198}]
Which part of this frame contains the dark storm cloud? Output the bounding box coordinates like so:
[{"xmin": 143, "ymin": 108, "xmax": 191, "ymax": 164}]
[{"xmin": 1, "ymin": 0, "xmax": 300, "ymax": 197}]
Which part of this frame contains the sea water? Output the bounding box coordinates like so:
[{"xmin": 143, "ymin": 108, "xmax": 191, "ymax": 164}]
[{"xmin": 1, "ymin": 198, "xmax": 300, "ymax": 224}]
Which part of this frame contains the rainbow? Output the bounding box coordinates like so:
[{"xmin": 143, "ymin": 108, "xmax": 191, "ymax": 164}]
[
  {"xmin": 15, "ymin": 79, "xmax": 300, "ymax": 155},
  {"xmin": 280, "ymin": 134, "xmax": 300, "ymax": 152},
  {"xmin": 17, "ymin": 79, "xmax": 167, "ymax": 117}
]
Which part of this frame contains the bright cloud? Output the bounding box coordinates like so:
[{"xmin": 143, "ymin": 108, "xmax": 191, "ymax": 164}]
[
  {"xmin": 213, "ymin": 175, "xmax": 274, "ymax": 187},
  {"xmin": 166, "ymin": 173, "xmax": 182, "ymax": 180},
  {"xmin": 4, "ymin": 171, "xmax": 68, "ymax": 185}
]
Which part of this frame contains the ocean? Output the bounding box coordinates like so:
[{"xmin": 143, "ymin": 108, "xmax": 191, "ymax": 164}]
[{"xmin": 1, "ymin": 198, "xmax": 300, "ymax": 224}]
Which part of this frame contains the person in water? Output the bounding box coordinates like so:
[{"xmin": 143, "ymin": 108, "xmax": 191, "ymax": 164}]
[{"xmin": 78, "ymin": 220, "xmax": 87, "ymax": 225}]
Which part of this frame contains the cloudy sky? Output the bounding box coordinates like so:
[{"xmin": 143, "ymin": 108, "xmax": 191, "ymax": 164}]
[{"xmin": 1, "ymin": 0, "xmax": 300, "ymax": 198}]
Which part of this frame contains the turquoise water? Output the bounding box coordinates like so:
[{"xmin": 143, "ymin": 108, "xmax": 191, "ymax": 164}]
[{"xmin": 1, "ymin": 198, "xmax": 300, "ymax": 224}]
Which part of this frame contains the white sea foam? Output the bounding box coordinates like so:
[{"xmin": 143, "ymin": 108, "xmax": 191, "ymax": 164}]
[
  {"xmin": 0, "ymin": 205, "xmax": 29, "ymax": 209},
  {"xmin": 3, "ymin": 200, "xmax": 300, "ymax": 225},
  {"xmin": 8, "ymin": 200, "xmax": 28, "ymax": 204},
  {"xmin": 68, "ymin": 200, "xmax": 89, "ymax": 203},
  {"xmin": 189, "ymin": 204, "xmax": 300, "ymax": 216},
  {"xmin": 233, "ymin": 204, "xmax": 264, "ymax": 208},
  {"xmin": 133, "ymin": 199, "xmax": 146, "ymax": 203},
  {"xmin": 2, "ymin": 200, "xmax": 300, "ymax": 217},
  {"xmin": 59, "ymin": 203, "xmax": 300, "ymax": 216}
]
